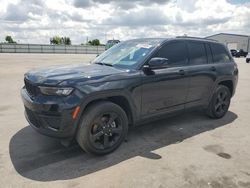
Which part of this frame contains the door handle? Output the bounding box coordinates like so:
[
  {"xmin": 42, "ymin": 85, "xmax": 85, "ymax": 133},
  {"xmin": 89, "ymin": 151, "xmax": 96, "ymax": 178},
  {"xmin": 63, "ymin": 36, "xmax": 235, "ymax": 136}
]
[
  {"xmin": 179, "ymin": 70, "xmax": 185, "ymax": 75},
  {"xmin": 210, "ymin": 66, "xmax": 216, "ymax": 71}
]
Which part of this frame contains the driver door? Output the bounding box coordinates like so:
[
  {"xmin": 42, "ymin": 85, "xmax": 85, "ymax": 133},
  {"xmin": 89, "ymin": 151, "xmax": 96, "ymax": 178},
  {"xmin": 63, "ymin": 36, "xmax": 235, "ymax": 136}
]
[{"xmin": 141, "ymin": 41, "xmax": 189, "ymax": 117}]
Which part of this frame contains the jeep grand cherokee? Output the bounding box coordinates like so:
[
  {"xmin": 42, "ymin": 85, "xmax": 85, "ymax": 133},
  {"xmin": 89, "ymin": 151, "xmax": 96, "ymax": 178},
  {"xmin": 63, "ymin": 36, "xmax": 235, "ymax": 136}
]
[{"xmin": 21, "ymin": 37, "xmax": 238, "ymax": 155}]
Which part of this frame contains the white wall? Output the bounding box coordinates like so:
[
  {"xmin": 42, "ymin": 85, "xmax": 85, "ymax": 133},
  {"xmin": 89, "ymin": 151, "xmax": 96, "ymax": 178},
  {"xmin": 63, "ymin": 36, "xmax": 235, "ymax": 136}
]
[{"xmin": 206, "ymin": 34, "xmax": 250, "ymax": 52}]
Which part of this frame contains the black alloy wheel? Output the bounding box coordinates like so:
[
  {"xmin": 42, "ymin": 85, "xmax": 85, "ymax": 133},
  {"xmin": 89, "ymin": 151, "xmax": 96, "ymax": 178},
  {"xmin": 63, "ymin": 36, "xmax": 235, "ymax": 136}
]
[
  {"xmin": 207, "ymin": 85, "xmax": 231, "ymax": 119},
  {"xmin": 77, "ymin": 101, "xmax": 128, "ymax": 155},
  {"xmin": 214, "ymin": 89, "xmax": 230, "ymax": 117},
  {"xmin": 90, "ymin": 113, "xmax": 123, "ymax": 150}
]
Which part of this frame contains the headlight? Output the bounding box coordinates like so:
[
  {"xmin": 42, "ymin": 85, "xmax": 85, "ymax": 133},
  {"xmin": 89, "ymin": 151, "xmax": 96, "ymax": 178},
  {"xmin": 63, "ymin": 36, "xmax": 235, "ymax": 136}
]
[{"xmin": 39, "ymin": 86, "xmax": 74, "ymax": 96}]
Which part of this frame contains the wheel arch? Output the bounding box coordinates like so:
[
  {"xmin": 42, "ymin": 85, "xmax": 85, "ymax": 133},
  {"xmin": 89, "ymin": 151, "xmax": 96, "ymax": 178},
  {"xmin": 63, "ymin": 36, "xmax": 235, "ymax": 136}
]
[
  {"xmin": 218, "ymin": 80, "xmax": 233, "ymax": 96},
  {"xmin": 208, "ymin": 78, "xmax": 235, "ymax": 104},
  {"xmin": 76, "ymin": 92, "xmax": 137, "ymax": 129}
]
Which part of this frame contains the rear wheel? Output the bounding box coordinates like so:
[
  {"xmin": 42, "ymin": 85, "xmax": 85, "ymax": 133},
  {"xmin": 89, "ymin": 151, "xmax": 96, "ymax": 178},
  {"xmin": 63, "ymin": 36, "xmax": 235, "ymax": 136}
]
[
  {"xmin": 76, "ymin": 101, "xmax": 128, "ymax": 155},
  {"xmin": 207, "ymin": 85, "xmax": 231, "ymax": 119}
]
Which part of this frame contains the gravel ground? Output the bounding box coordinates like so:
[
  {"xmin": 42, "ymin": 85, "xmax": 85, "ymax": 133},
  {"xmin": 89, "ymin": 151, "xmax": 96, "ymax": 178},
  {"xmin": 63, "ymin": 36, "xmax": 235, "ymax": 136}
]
[{"xmin": 0, "ymin": 53, "xmax": 250, "ymax": 188}]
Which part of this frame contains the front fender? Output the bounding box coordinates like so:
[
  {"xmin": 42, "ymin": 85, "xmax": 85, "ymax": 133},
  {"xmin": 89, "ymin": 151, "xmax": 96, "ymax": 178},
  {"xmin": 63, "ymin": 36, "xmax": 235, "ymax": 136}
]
[{"xmin": 80, "ymin": 89, "xmax": 138, "ymax": 118}]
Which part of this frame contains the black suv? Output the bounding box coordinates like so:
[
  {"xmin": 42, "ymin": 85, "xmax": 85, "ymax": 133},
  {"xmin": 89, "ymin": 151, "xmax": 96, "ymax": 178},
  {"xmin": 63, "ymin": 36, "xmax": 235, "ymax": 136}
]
[
  {"xmin": 21, "ymin": 37, "xmax": 238, "ymax": 155},
  {"xmin": 230, "ymin": 49, "xmax": 237, "ymax": 57},
  {"xmin": 235, "ymin": 49, "xmax": 248, "ymax": 57}
]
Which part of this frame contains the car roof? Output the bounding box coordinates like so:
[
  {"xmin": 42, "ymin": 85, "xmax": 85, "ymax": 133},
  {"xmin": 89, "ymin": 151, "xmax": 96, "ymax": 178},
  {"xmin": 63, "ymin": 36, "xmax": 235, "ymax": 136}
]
[
  {"xmin": 107, "ymin": 40, "xmax": 120, "ymax": 43},
  {"xmin": 126, "ymin": 37, "xmax": 220, "ymax": 46},
  {"xmin": 173, "ymin": 36, "xmax": 219, "ymax": 43},
  {"xmin": 125, "ymin": 38, "xmax": 166, "ymax": 43}
]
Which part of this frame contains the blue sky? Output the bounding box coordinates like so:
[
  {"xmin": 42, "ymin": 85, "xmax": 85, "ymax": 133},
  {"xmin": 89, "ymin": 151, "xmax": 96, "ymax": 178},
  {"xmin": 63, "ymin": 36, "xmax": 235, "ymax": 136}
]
[{"xmin": 228, "ymin": 0, "xmax": 250, "ymax": 4}]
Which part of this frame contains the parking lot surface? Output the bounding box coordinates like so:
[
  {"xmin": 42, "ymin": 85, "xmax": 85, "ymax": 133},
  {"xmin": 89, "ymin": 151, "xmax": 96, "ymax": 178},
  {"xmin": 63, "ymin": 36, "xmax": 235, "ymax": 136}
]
[{"xmin": 0, "ymin": 54, "xmax": 250, "ymax": 188}]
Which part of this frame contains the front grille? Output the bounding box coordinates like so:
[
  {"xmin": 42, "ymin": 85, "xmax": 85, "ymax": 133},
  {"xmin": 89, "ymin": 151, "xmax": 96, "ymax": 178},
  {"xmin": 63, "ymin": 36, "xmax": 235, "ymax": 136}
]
[
  {"xmin": 24, "ymin": 79, "xmax": 39, "ymax": 97},
  {"xmin": 43, "ymin": 116, "xmax": 61, "ymax": 129},
  {"xmin": 25, "ymin": 107, "xmax": 61, "ymax": 130},
  {"xmin": 25, "ymin": 107, "xmax": 41, "ymax": 128}
]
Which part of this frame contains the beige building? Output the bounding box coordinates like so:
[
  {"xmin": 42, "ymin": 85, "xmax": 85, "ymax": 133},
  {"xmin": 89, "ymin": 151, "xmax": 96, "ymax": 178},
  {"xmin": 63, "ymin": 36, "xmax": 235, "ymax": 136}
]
[{"xmin": 206, "ymin": 33, "xmax": 250, "ymax": 52}]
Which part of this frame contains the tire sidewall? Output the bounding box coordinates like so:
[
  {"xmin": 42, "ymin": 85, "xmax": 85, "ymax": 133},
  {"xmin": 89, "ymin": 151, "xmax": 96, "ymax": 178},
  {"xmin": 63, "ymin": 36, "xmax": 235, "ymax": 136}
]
[
  {"xmin": 77, "ymin": 101, "xmax": 128, "ymax": 155},
  {"xmin": 209, "ymin": 85, "xmax": 231, "ymax": 118}
]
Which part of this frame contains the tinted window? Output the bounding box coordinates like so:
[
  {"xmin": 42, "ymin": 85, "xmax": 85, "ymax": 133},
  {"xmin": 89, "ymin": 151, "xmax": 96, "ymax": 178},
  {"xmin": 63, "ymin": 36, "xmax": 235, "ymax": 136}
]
[
  {"xmin": 188, "ymin": 42, "xmax": 207, "ymax": 65},
  {"xmin": 210, "ymin": 43, "xmax": 231, "ymax": 63},
  {"xmin": 205, "ymin": 43, "xmax": 213, "ymax": 63},
  {"xmin": 155, "ymin": 41, "xmax": 188, "ymax": 67}
]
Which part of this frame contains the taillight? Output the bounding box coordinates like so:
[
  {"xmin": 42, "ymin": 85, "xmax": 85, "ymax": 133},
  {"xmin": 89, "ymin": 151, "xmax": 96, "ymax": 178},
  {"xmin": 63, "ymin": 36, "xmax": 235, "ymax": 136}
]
[{"xmin": 233, "ymin": 63, "xmax": 238, "ymax": 75}]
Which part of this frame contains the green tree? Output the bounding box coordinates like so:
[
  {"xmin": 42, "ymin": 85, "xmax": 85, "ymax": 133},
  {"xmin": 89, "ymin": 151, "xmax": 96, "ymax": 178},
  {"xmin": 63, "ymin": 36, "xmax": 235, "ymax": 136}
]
[
  {"xmin": 5, "ymin": 35, "xmax": 16, "ymax": 43},
  {"xmin": 50, "ymin": 36, "xmax": 71, "ymax": 45},
  {"xmin": 62, "ymin": 37, "xmax": 71, "ymax": 45},
  {"xmin": 87, "ymin": 39, "xmax": 100, "ymax": 46},
  {"xmin": 50, "ymin": 36, "xmax": 61, "ymax": 45}
]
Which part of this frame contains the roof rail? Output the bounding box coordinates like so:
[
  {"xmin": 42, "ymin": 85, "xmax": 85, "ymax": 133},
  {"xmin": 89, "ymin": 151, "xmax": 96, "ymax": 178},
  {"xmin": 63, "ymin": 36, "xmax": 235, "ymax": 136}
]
[{"xmin": 176, "ymin": 36, "xmax": 217, "ymax": 41}]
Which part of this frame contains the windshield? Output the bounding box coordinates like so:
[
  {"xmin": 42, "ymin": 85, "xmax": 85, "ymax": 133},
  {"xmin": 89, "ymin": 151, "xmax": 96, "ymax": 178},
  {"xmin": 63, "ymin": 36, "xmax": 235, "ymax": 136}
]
[{"xmin": 93, "ymin": 39, "xmax": 161, "ymax": 69}]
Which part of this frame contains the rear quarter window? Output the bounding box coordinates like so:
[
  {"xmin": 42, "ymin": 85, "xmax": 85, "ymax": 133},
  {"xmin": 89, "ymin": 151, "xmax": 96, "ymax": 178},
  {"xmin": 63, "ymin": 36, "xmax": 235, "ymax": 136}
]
[{"xmin": 210, "ymin": 43, "xmax": 231, "ymax": 63}]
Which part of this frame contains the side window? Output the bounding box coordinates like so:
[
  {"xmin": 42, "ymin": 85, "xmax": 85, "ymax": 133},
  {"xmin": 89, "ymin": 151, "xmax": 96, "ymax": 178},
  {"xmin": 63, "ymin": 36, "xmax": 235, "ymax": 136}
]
[
  {"xmin": 205, "ymin": 43, "xmax": 213, "ymax": 64},
  {"xmin": 155, "ymin": 41, "xmax": 188, "ymax": 67},
  {"xmin": 210, "ymin": 43, "xmax": 231, "ymax": 63},
  {"xmin": 187, "ymin": 42, "xmax": 207, "ymax": 65}
]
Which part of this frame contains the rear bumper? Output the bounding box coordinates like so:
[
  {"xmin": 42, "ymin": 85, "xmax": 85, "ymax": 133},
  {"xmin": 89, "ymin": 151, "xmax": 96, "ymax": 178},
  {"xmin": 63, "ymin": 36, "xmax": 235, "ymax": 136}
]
[{"xmin": 21, "ymin": 87, "xmax": 80, "ymax": 139}]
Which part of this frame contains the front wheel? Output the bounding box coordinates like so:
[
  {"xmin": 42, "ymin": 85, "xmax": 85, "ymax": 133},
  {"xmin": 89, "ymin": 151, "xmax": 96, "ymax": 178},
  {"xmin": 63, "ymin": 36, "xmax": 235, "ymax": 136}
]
[
  {"xmin": 206, "ymin": 85, "xmax": 231, "ymax": 119},
  {"xmin": 76, "ymin": 101, "xmax": 128, "ymax": 155}
]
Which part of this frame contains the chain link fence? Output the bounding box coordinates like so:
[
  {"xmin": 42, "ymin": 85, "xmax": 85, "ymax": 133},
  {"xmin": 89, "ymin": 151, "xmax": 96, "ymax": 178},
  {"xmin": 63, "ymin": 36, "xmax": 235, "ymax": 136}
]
[{"xmin": 0, "ymin": 43, "xmax": 105, "ymax": 54}]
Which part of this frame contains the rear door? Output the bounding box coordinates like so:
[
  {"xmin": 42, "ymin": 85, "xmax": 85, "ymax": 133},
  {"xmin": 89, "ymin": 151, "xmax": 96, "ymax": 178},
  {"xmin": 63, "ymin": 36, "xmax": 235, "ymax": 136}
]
[
  {"xmin": 210, "ymin": 42, "xmax": 234, "ymax": 79},
  {"xmin": 185, "ymin": 41, "xmax": 215, "ymax": 108}
]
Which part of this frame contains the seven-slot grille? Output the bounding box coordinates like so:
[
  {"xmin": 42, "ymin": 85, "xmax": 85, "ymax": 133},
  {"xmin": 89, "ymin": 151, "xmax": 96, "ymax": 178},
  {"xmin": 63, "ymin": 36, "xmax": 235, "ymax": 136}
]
[{"xmin": 24, "ymin": 79, "xmax": 39, "ymax": 97}]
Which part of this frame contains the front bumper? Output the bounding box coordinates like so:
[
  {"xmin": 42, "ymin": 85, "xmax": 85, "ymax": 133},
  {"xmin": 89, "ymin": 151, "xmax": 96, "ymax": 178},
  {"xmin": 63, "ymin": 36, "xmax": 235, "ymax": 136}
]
[{"xmin": 21, "ymin": 87, "xmax": 80, "ymax": 139}]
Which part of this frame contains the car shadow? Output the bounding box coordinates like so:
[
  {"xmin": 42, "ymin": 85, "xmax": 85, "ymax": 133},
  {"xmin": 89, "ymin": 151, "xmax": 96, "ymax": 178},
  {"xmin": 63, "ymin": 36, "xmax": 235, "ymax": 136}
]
[{"xmin": 9, "ymin": 111, "xmax": 237, "ymax": 181}]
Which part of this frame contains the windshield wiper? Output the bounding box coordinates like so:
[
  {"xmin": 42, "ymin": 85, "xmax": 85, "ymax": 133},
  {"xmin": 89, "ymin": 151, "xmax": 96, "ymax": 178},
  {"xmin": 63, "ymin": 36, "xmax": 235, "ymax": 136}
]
[
  {"xmin": 94, "ymin": 62, "xmax": 104, "ymax": 65},
  {"xmin": 94, "ymin": 62, "xmax": 113, "ymax": 67},
  {"xmin": 103, "ymin": 63, "xmax": 113, "ymax": 67}
]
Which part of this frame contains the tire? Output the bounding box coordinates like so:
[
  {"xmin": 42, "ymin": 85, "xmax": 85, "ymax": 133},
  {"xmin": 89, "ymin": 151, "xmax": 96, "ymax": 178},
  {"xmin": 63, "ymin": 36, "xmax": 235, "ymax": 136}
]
[
  {"xmin": 206, "ymin": 85, "xmax": 231, "ymax": 119},
  {"xmin": 76, "ymin": 101, "xmax": 128, "ymax": 155}
]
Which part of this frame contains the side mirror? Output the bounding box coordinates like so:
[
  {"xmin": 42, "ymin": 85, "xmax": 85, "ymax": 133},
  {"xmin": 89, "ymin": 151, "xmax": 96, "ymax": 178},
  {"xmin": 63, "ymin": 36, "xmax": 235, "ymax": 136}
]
[{"xmin": 146, "ymin": 57, "xmax": 169, "ymax": 69}]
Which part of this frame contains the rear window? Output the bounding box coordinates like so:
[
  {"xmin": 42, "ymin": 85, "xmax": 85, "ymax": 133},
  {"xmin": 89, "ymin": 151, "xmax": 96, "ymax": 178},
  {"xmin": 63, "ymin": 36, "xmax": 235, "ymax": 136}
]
[
  {"xmin": 188, "ymin": 42, "xmax": 207, "ymax": 65},
  {"xmin": 210, "ymin": 43, "xmax": 231, "ymax": 63}
]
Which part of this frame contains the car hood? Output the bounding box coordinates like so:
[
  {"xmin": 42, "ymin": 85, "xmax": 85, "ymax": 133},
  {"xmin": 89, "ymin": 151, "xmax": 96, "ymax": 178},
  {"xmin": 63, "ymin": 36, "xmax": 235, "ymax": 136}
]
[{"xmin": 25, "ymin": 63, "xmax": 127, "ymax": 85}]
